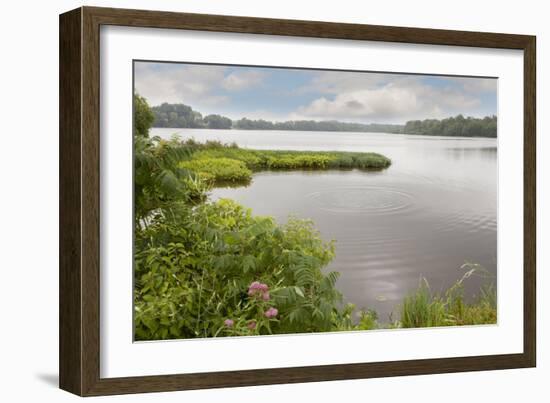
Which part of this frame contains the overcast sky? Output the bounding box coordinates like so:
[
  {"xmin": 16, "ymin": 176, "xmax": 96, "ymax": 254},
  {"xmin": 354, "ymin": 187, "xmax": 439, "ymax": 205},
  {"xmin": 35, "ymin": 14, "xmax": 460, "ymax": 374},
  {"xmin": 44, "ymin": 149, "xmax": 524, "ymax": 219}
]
[{"xmin": 134, "ymin": 61, "xmax": 497, "ymax": 124}]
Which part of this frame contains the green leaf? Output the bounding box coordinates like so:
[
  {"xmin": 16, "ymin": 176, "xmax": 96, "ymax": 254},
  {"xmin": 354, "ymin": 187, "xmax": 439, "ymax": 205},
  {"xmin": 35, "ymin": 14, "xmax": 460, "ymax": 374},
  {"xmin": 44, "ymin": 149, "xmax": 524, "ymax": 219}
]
[
  {"xmin": 294, "ymin": 286, "xmax": 305, "ymax": 298},
  {"xmin": 242, "ymin": 255, "xmax": 256, "ymax": 272}
]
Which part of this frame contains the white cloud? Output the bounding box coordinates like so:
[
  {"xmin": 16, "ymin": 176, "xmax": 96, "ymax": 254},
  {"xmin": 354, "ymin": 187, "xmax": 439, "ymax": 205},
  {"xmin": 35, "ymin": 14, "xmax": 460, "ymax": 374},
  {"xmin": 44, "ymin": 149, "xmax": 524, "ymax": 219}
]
[
  {"xmin": 222, "ymin": 70, "xmax": 266, "ymax": 91},
  {"xmin": 134, "ymin": 63, "xmax": 266, "ymax": 109},
  {"xmin": 134, "ymin": 63, "xmax": 228, "ymax": 107},
  {"xmin": 291, "ymin": 74, "xmax": 488, "ymax": 123}
]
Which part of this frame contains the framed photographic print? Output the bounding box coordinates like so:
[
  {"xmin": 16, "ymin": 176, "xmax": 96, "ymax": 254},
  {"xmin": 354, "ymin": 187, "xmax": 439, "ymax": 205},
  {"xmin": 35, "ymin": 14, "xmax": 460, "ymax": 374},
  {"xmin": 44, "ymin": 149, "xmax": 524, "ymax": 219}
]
[{"xmin": 59, "ymin": 6, "xmax": 536, "ymax": 396}]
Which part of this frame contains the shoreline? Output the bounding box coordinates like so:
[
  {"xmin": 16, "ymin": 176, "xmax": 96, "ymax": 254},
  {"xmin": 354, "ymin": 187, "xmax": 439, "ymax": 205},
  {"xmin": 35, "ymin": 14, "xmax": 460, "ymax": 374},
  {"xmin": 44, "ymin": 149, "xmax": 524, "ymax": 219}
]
[{"xmin": 151, "ymin": 126, "xmax": 498, "ymax": 139}]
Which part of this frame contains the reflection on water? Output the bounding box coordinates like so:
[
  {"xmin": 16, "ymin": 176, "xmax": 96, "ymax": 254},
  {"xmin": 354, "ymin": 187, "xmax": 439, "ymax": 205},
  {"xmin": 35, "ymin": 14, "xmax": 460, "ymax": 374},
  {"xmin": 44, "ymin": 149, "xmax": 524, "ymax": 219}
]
[
  {"xmin": 152, "ymin": 128, "xmax": 498, "ymax": 321},
  {"xmin": 307, "ymin": 186, "xmax": 415, "ymax": 214}
]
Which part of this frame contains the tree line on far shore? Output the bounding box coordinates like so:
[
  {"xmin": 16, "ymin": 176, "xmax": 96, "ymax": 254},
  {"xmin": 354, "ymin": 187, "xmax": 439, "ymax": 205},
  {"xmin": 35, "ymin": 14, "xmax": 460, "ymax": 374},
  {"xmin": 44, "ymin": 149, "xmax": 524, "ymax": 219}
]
[
  {"xmin": 150, "ymin": 101, "xmax": 497, "ymax": 138},
  {"xmin": 403, "ymin": 115, "xmax": 497, "ymax": 138}
]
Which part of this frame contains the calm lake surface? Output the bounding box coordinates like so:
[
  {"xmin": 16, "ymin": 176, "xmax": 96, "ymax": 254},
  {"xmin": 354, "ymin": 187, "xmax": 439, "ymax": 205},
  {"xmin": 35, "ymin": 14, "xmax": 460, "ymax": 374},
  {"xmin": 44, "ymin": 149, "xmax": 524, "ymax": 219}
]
[{"xmin": 152, "ymin": 128, "xmax": 497, "ymax": 321}]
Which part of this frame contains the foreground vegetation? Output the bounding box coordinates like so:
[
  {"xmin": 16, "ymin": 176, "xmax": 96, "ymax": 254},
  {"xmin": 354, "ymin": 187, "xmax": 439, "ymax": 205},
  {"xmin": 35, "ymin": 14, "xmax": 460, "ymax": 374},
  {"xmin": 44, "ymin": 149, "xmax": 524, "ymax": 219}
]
[
  {"xmin": 133, "ymin": 94, "xmax": 496, "ymax": 340},
  {"xmin": 135, "ymin": 198, "xmax": 347, "ymax": 339},
  {"xmin": 179, "ymin": 139, "xmax": 391, "ymax": 185},
  {"xmin": 399, "ymin": 265, "xmax": 497, "ymax": 328},
  {"xmin": 151, "ymin": 101, "xmax": 497, "ymax": 137},
  {"xmin": 134, "ymin": 133, "xmax": 355, "ymax": 339}
]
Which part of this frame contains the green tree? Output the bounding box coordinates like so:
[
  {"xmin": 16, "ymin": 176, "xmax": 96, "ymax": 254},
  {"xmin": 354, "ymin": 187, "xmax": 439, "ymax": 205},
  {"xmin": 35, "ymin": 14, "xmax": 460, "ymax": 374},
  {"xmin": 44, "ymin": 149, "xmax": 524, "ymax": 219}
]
[
  {"xmin": 151, "ymin": 102, "xmax": 206, "ymax": 128},
  {"xmin": 134, "ymin": 93, "xmax": 155, "ymax": 137},
  {"xmin": 203, "ymin": 114, "xmax": 232, "ymax": 129}
]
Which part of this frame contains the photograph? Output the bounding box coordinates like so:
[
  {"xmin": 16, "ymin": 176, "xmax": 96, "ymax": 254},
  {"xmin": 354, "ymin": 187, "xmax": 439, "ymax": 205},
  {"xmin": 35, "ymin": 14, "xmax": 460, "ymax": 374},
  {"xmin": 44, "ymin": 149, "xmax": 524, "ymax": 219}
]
[{"xmin": 132, "ymin": 60, "xmax": 498, "ymax": 341}]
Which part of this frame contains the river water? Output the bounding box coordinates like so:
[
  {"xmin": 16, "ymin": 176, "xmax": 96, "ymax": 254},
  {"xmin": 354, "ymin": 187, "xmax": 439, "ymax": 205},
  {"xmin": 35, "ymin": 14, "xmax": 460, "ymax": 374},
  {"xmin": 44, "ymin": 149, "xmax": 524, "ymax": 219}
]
[{"xmin": 152, "ymin": 128, "xmax": 497, "ymax": 321}]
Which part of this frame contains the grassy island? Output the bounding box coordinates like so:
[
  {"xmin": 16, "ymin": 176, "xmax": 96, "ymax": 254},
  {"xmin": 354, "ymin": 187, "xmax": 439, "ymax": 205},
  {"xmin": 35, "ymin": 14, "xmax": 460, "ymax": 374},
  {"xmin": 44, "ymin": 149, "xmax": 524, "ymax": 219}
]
[{"xmin": 179, "ymin": 139, "xmax": 392, "ymax": 185}]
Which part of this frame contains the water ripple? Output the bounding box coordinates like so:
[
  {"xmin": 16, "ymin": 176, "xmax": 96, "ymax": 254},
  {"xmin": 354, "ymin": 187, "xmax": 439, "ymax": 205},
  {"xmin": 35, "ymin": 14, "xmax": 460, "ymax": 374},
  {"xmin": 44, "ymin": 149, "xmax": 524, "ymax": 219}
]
[
  {"xmin": 306, "ymin": 186, "xmax": 414, "ymax": 215},
  {"xmin": 432, "ymin": 210, "xmax": 497, "ymax": 234}
]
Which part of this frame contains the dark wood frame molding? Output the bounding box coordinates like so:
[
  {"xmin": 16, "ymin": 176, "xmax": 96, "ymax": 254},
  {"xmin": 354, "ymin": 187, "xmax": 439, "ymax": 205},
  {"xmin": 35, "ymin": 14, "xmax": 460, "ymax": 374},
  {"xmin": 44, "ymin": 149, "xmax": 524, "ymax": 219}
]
[{"xmin": 59, "ymin": 6, "xmax": 536, "ymax": 396}]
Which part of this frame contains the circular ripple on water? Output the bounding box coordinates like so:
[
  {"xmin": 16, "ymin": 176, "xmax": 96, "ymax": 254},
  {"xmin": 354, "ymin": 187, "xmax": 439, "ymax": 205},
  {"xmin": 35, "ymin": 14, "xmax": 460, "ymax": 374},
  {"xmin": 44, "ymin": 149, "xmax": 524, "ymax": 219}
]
[{"xmin": 306, "ymin": 186, "xmax": 414, "ymax": 215}]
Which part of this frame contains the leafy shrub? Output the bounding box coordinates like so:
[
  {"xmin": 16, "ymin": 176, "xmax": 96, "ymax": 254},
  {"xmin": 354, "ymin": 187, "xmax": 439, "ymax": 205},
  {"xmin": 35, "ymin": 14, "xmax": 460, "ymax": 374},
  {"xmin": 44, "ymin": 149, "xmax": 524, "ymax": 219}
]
[
  {"xmin": 179, "ymin": 157, "xmax": 252, "ymax": 183},
  {"xmin": 134, "ymin": 135, "xmax": 200, "ymax": 220},
  {"xmin": 134, "ymin": 199, "xmax": 344, "ymax": 340}
]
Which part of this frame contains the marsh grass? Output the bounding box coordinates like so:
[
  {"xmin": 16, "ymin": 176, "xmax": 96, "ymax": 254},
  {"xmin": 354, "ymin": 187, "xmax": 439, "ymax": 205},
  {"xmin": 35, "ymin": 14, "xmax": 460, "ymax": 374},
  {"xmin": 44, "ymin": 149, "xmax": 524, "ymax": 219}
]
[
  {"xmin": 180, "ymin": 157, "xmax": 253, "ymax": 183},
  {"xmin": 179, "ymin": 139, "xmax": 391, "ymax": 185},
  {"xmin": 399, "ymin": 264, "xmax": 497, "ymax": 328}
]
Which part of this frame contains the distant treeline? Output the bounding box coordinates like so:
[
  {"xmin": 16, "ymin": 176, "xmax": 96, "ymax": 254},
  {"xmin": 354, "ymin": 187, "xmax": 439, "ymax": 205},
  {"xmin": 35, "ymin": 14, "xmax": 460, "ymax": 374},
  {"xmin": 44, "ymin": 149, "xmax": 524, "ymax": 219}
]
[
  {"xmin": 151, "ymin": 102, "xmax": 402, "ymax": 133},
  {"xmin": 152, "ymin": 103, "xmax": 232, "ymax": 129},
  {"xmin": 232, "ymin": 118, "xmax": 403, "ymax": 133},
  {"xmin": 403, "ymin": 115, "xmax": 497, "ymax": 138},
  {"xmin": 151, "ymin": 102, "xmax": 497, "ymax": 137}
]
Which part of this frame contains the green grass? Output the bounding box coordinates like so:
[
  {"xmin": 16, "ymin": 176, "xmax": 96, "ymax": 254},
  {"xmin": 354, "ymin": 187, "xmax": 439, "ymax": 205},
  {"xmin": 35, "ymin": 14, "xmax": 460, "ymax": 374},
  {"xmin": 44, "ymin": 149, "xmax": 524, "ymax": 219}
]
[
  {"xmin": 399, "ymin": 265, "xmax": 497, "ymax": 328},
  {"xmin": 179, "ymin": 139, "xmax": 392, "ymax": 185},
  {"xmin": 180, "ymin": 157, "xmax": 253, "ymax": 183}
]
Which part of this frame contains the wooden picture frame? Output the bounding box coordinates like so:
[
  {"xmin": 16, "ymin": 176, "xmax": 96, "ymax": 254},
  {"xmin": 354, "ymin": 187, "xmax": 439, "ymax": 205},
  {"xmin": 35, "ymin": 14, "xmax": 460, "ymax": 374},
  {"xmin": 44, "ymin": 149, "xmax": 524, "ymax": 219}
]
[{"xmin": 59, "ymin": 6, "xmax": 536, "ymax": 396}]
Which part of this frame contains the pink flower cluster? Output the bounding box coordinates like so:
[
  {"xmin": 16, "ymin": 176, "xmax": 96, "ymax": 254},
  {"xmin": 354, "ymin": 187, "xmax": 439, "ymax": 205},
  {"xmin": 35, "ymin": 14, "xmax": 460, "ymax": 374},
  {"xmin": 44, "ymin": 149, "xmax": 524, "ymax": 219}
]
[
  {"xmin": 247, "ymin": 321, "xmax": 257, "ymax": 330},
  {"xmin": 248, "ymin": 281, "xmax": 270, "ymax": 301},
  {"xmin": 224, "ymin": 319, "xmax": 234, "ymax": 327},
  {"xmin": 264, "ymin": 307, "xmax": 278, "ymax": 319}
]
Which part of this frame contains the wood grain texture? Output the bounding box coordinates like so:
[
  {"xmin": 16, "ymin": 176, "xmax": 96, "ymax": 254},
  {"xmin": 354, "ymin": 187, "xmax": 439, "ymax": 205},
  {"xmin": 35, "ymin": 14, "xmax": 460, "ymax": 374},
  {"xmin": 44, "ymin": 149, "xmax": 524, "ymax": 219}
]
[
  {"xmin": 59, "ymin": 7, "xmax": 82, "ymax": 396},
  {"xmin": 523, "ymin": 38, "xmax": 536, "ymax": 367},
  {"xmin": 81, "ymin": 6, "xmax": 102, "ymax": 396},
  {"xmin": 59, "ymin": 6, "xmax": 537, "ymax": 396},
  {"xmin": 86, "ymin": 6, "xmax": 532, "ymax": 49}
]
